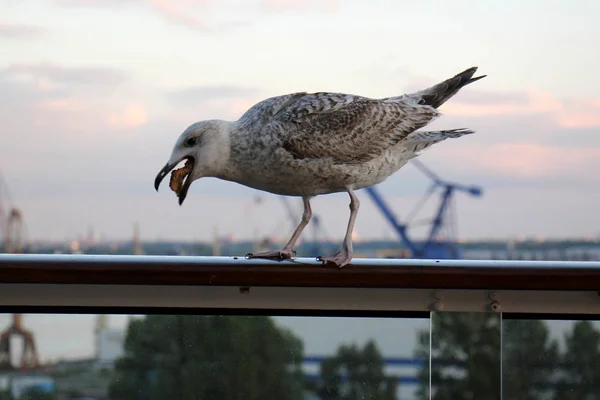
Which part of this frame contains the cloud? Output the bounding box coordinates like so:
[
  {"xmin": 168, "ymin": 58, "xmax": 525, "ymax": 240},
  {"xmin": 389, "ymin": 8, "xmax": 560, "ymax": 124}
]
[
  {"xmin": 108, "ymin": 103, "xmax": 148, "ymax": 127},
  {"xmin": 0, "ymin": 66, "xmax": 147, "ymax": 152},
  {"xmin": 145, "ymin": 0, "xmax": 251, "ymax": 32},
  {"xmin": 35, "ymin": 98, "xmax": 82, "ymax": 112},
  {"xmin": 442, "ymin": 88, "xmax": 600, "ymax": 129},
  {"xmin": 7, "ymin": 63, "xmax": 130, "ymax": 87},
  {"xmin": 166, "ymin": 85, "xmax": 263, "ymax": 120},
  {"xmin": 148, "ymin": 0, "xmax": 214, "ymax": 31},
  {"xmin": 0, "ymin": 23, "xmax": 47, "ymax": 39},
  {"xmin": 449, "ymin": 90, "xmax": 530, "ymax": 108},
  {"xmin": 542, "ymin": 127, "xmax": 600, "ymax": 148},
  {"xmin": 50, "ymin": 0, "xmax": 338, "ymax": 32},
  {"xmin": 445, "ymin": 142, "xmax": 600, "ymax": 181},
  {"xmin": 51, "ymin": 0, "xmax": 248, "ymax": 32},
  {"xmin": 0, "ymin": 64, "xmax": 144, "ymax": 138},
  {"xmin": 261, "ymin": 0, "xmax": 341, "ymax": 12},
  {"xmin": 169, "ymin": 85, "xmax": 261, "ymax": 104},
  {"xmin": 51, "ymin": 0, "xmax": 134, "ymax": 6}
]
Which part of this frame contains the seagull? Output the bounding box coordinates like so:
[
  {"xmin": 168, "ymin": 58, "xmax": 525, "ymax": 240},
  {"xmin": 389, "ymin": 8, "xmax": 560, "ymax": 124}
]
[{"xmin": 154, "ymin": 66, "xmax": 485, "ymax": 267}]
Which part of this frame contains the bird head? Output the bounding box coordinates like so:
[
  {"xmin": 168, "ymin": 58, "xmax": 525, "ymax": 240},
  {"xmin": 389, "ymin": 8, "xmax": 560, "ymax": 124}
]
[{"xmin": 154, "ymin": 120, "xmax": 231, "ymax": 205}]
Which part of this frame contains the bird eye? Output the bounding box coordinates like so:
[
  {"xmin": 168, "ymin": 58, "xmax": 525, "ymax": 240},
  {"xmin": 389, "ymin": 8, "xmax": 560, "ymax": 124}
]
[{"xmin": 185, "ymin": 137, "xmax": 197, "ymax": 147}]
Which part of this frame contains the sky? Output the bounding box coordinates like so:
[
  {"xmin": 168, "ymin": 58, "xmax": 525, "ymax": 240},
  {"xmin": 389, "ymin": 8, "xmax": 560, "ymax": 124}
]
[{"xmin": 1, "ymin": 0, "xmax": 600, "ymax": 243}]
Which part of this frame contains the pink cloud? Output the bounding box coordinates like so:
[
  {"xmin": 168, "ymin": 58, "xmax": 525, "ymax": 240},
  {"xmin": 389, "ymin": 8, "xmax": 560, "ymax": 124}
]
[
  {"xmin": 108, "ymin": 103, "xmax": 148, "ymax": 127},
  {"xmin": 2, "ymin": 62, "xmax": 148, "ymax": 136},
  {"xmin": 1, "ymin": 73, "xmax": 148, "ymax": 144},
  {"xmin": 261, "ymin": 0, "xmax": 341, "ymax": 12},
  {"xmin": 35, "ymin": 98, "xmax": 82, "ymax": 112},
  {"xmin": 443, "ymin": 89, "xmax": 600, "ymax": 129},
  {"xmin": 52, "ymin": 0, "xmax": 133, "ymax": 6},
  {"xmin": 555, "ymin": 100, "xmax": 600, "ymax": 128},
  {"xmin": 52, "ymin": 0, "xmax": 340, "ymax": 31},
  {"xmin": 149, "ymin": 0, "xmax": 213, "ymax": 31},
  {"xmin": 8, "ymin": 63, "xmax": 129, "ymax": 87},
  {"xmin": 52, "ymin": 0, "xmax": 224, "ymax": 31},
  {"xmin": 446, "ymin": 142, "xmax": 600, "ymax": 179}
]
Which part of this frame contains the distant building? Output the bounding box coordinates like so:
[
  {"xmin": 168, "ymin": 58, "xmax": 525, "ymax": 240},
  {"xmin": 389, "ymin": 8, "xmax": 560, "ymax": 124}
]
[
  {"xmin": 94, "ymin": 314, "xmax": 125, "ymax": 364},
  {"xmin": 96, "ymin": 328, "xmax": 125, "ymax": 364},
  {"xmin": 94, "ymin": 315, "xmax": 125, "ymax": 364},
  {"xmin": 0, "ymin": 374, "xmax": 55, "ymax": 399}
]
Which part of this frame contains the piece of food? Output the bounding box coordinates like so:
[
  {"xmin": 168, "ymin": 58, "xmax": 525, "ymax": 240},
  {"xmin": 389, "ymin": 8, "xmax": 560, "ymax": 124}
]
[{"xmin": 169, "ymin": 159, "xmax": 193, "ymax": 193}]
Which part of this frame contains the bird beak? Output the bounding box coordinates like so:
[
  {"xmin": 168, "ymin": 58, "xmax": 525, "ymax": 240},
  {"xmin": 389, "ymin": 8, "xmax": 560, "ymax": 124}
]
[
  {"xmin": 154, "ymin": 156, "xmax": 196, "ymax": 206},
  {"xmin": 154, "ymin": 162, "xmax": 175, "ymax": 192}
]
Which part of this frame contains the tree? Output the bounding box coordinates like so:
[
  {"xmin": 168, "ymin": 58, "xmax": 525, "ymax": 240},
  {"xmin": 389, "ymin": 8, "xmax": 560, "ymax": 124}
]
[
  {"xmin": 556, "ymin": 320, "xmax": 600, "ymax": 399},
  {"xmin": 502, "ymin": 319, "xmax": 559, "ymax": 399},
  {"xmin": 109, "ymin": 315, "xmax": 305, "ymax": 400},
  {"xmin": 415, "ymin": 313, "xmax": 501, "ymax": 400},
  {"xmin": 414, "ymin": 314, "xmax": 559, "ymax": 400},
  {"xmin": 312, "ymin": 340, "xmax": 396, "ymax": 400}
]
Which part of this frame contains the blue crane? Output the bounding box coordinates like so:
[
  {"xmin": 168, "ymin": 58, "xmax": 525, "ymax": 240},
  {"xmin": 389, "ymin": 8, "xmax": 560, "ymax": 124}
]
[{"xmin": 364, "ymin": 159, "xmax": 482, "ymax": 259}]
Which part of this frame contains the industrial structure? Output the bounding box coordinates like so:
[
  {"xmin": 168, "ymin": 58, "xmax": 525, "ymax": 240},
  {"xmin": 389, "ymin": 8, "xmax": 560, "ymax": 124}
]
[
  {"xmin": 132, "ymin": 221, "xmax": 143, "ymax": 255},
  {"xmin": 0, "ymin": 314, "xmax": 40, "ymax": 370},
  {"xmin": 95, "ymin": 315, "xmax": 125, "ymax": 364},
  {"xmin": 365, "ymin": 159, "xmax": 482, "ymax": 259},
  {"xmin": 0, "ymin": 171, "xmax": 39, "ymax": 371},
  {"xmin": 0, "ymin": 171, "xmax": 26, "ymax": 254}
]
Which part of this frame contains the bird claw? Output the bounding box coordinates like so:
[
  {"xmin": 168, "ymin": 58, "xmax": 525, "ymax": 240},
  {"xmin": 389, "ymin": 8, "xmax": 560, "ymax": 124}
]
[
  {"xmin": 317, "ymin": 251, "xmax": 352, "ymax": 268},
  {"xmin": 246, "ymin": 249, "xmax": 295, "ymax": 261}
]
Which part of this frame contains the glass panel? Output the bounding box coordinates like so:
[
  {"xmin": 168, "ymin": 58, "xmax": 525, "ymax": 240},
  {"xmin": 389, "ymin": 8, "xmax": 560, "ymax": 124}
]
[
  {"xmin": 276, "ymin": 316, "xmax": 430, "ymax": 400},
  {"xmin": 0, "ymin": 313, "xmax": 429, "ymax": 400},
  {"xmin": 502, "ymin": 317, "xmax": 600, "ymax": 400},
  {"xmin": 429, "ymin": 311, "xmax": 501, "ymax": 400}
]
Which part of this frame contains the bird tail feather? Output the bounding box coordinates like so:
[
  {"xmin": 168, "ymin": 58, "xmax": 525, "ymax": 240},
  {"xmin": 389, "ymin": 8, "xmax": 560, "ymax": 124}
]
[
  {"xmin": 416, "ymin": 67, "xmax": 486, "ymax": 108},
  {"xmin": 404, "ymin": 128, "xmax": 474, "ymax": 153}
]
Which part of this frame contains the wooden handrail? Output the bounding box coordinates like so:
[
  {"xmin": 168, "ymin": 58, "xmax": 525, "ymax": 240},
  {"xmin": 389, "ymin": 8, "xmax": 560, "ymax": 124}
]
[{"xmin": 1, "ymin": 254, "xmax": 599, "ymax": 291}]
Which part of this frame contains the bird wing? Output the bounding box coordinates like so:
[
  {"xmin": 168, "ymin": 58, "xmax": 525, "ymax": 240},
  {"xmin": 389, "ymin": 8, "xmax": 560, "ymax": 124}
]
[
  {"xmin": 269, "ymin": 92, "xmax": 439, "ymax": 164},
  {"xmin": 238, "ymin": 92, "xmax": 309, "ymax": 128}
]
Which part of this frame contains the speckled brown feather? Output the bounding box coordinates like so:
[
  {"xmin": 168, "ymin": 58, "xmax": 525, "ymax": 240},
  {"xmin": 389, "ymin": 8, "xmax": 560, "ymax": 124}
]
[{"xmin": 271, "ymin": 93, "xmax": 439, "ymax": 164}]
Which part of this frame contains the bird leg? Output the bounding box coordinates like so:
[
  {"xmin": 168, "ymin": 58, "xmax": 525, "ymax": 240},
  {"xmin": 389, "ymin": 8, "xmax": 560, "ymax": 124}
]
[
  {"xmin": 246, "ymin": 196, "xmax": 312, "ymax": 261},
  {"xmin": 318, "ymin": 189, "xmax": 359, "ymax": 268}
]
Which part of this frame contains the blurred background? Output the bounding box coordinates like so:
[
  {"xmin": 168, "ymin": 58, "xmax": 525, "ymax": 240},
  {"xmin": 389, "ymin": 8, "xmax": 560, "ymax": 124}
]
[{"xmin": 1, "ymin": 0, "xmax": 600, "ymax": 399}]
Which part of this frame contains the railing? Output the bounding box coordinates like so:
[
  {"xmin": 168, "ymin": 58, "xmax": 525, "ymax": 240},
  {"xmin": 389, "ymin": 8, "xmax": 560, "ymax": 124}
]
[
  {"xmin": 1, "ymin": 254, "xmax": 600, "ymax": 313},
  {"xmin": 1, "ymin": 254, "xmax": 599, "ymax": 400}
]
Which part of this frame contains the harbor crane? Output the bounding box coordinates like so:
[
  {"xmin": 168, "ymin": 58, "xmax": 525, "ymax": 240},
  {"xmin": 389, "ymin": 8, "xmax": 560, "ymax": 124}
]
[
  {"xmin": 364, "ymin": 159, "xmax": 482, "ymax": 259},
  {"xmin": 0, "ymin": 171, "xmax": 26, "ymax": 253},
  {"xmin": 0, "ymin": 314, "xmax": 40, "ymax": 370},
  {"xmin": 0, "ymin": 171, "xmax": 39, "ymax": 370}
]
